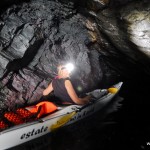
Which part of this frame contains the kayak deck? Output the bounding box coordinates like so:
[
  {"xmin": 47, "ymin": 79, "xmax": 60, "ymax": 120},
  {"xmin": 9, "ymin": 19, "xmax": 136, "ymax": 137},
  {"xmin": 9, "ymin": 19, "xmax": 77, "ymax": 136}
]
[{"xmin": 0, "ymin": 82, "xmax": 123, "ymax": 149}]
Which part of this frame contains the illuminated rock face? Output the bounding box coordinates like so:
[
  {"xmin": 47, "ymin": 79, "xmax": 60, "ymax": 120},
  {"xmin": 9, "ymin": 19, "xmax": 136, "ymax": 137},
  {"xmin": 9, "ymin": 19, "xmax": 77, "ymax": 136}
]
[
  {"xmin": 0, "ymin": 0, "xmax": 149, "ymax": 111},
  {"xmin": 120, "ymin": 3, "xmax": 150, "ymax": 57},
  {"xmin": 96, "ymin": 0, "xmax": 150, "ymax": 76}
]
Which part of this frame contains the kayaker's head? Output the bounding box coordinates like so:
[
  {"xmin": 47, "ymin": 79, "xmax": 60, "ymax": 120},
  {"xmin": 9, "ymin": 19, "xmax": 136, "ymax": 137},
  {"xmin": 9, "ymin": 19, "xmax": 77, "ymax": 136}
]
[{"xmin": 57, "ymin": 63, "xmax": 74, "ymax": 78}]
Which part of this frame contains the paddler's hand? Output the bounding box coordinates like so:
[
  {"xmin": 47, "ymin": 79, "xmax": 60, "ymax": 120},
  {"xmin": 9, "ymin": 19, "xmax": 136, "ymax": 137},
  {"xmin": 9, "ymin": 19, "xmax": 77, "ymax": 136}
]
[{"xmin": 83, "ymin": 95, "xmax": 92, "ymax": 103}]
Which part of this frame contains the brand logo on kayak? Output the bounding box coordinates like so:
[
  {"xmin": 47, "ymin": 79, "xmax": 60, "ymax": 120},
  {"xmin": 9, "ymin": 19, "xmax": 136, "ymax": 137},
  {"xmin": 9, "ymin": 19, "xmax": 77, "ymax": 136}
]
[
  {"xmin": 20, "ymin": 126, "xmax": 48, "ymax": 139},
  {"xmin": 69, "ymin": 106, "xmax": 95, "ymax": 122}
]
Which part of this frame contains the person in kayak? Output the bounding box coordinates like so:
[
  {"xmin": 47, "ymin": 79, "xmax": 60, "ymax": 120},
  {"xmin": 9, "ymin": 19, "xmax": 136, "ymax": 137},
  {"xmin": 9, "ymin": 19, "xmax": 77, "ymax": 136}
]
[{"xmin": 43, "ymin": 63, "xmax": 91, "ymax": 105}]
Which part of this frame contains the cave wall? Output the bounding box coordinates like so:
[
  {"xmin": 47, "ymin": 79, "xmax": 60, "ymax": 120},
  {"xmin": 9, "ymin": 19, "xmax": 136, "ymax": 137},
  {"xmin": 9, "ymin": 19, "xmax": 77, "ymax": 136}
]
[{"xmin": 0, "ymin": 0, "xmax": 149, "ymax": 111}]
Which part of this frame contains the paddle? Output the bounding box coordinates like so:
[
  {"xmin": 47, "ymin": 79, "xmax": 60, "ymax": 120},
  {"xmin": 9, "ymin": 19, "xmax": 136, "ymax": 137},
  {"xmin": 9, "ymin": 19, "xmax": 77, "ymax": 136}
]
[{"xmin": 86, "ymin": 87, "xmax": 118, "ymax": 99}]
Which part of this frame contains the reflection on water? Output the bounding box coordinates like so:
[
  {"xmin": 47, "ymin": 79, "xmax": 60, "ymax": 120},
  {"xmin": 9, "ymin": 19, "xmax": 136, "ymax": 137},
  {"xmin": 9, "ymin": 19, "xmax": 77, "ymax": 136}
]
[{"xmin": 9, "ymin": 96, "xmax": 124, "ymax": 150}]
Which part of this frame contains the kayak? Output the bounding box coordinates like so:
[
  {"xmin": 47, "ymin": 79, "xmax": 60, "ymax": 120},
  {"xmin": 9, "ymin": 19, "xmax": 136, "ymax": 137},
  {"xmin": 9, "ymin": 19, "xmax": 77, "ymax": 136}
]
[{"xmin": 0, "ymin": 82, "xmax": 123, "ymax": 149}]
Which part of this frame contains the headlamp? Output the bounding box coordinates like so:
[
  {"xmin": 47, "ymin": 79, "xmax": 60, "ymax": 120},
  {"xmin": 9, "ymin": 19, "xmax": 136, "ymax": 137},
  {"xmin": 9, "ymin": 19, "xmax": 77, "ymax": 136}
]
[{"xmin": 65, "ymin": 63, "xmax": 74, "ymax": 73}]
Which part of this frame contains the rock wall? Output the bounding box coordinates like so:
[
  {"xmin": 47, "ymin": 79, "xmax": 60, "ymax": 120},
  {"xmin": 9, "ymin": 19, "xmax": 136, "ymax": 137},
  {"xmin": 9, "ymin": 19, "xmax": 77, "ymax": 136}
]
[{"xmin": 0, "ymin": 0, "xmax": 149, "ymax": 112}]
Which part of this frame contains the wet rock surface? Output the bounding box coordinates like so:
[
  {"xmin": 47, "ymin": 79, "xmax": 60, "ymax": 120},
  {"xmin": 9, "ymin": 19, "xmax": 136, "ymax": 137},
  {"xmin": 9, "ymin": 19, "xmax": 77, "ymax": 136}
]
[
  {"xmin": 0, "ymin": 0, "xmax": 149, "ymax": 113},
  {"xmin": 0, "ymin": 0, "xmax": 113, "ymax": 111}
]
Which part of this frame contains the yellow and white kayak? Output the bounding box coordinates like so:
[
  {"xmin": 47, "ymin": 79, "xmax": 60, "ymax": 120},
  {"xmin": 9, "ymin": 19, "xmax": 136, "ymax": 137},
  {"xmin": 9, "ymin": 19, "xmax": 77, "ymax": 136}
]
[{"xmin": 0, "ymin": 82, "xmax": 123, "ymax": 149}]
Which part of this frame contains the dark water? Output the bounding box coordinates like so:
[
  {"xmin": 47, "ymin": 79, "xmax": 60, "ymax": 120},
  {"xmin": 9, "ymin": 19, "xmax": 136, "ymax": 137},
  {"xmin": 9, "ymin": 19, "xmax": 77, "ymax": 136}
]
[{"xmin": 9, "ymin": 79, "xmax": 150, "ymax": 150}]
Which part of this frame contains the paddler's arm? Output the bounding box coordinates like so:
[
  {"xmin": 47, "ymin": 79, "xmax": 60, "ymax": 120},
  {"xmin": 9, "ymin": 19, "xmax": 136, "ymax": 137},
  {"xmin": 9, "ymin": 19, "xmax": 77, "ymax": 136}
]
[
  {"xmin": 43, "ymin": 82, "xmax": 53, "ymax": 96},
  {"xmin": 65, "ymin": 80, "xmax": 91, "ymax": 105}
]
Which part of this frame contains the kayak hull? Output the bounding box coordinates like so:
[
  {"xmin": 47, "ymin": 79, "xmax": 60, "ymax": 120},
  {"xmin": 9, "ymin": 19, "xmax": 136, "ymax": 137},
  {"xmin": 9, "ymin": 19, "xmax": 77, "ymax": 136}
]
[{"xmin": 0, "ymin": 82, "xmax": 123, "ymax": 149}]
